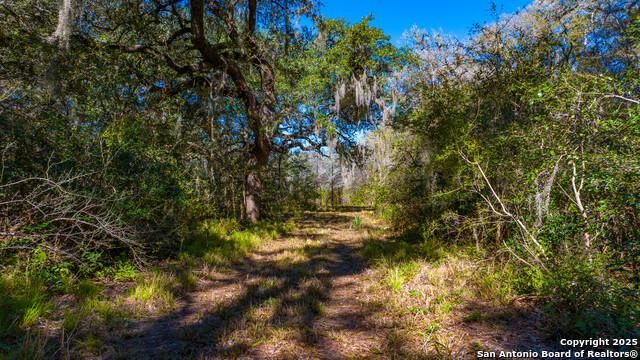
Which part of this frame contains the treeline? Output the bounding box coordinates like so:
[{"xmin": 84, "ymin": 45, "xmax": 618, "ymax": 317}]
[
  {"xmin": 1, "ymin": 1, "xmax": 400, "ymax": 272},
  {"xmin": 336, "ymin": 0, "xmax": 639, "ymax": 337},
  {"xmin": 1, "ymin": 0, "xmax": 639, "ymax": 339}
]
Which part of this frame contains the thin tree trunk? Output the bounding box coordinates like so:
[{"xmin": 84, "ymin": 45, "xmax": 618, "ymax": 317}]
[
  {"xmin": 571, "ymin": 160, "xmax": 592, "ymax": 252},
  {"xmin": 473, "ymin": 225, "xmax": 480, "ymax": 253},
  {"xmin": 278, "ymin": 152, "xmax": 282, "ymax": 196},
  {"xmin": 331, "ymin": 160, "xmax": 334, "ymax": 207}
]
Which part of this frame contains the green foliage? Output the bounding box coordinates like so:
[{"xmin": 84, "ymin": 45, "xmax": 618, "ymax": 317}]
[
  {"xmin": 511, "ymin": 265, "xmax": 546, "ymax": 294},
  {"xmin": 113, "ymin": 263, "xmax": 139, "ymax": 282},
  {"xmin": 1, "ymin": 0, "xmax": 639, "ymax": 349},
  {"xmin": 180, "ymin": 218, "xmax": 293, "ymax": 267},
  {"xmin": 93, "ymin": 261, "xmax": 139, "ymax": 281},
  {"xmin": 474, "ymin": 266, "xmax": 515, "ymax": 306},
  {"xmin": 383, "ymin": 260, "xmax": 419, "ymax": 293},
  {"xmin": 463, "ymin": 311, "xmax": 484, "ymax": 323},
  {"xmin": 285, "ymin": 15, "xmax": 409, "ymax": 154},
  {"xmin": 0, "ymin": 271, "xmax": 51, "ymax": 336},
  {"xmin": 351, "ymin": 1, "xmax": 640, "ymax": 340},
  {"xmin": 352, "ymin": 215, "xmax": 361, "ymax": 229},
  {"xmin": 2, "ymin": 333, "xmax": 47, "ymax": 360},
  {"xmin": 539, "ymin": 256, "xmax": 639, "ymax": 338},
  {"xmin": 73, "ymin": 280, "xmax": 103, "ymax": 300},
  {"xmin": 129, "ymin": 271, "xmax": 176, "ymax": 311}
]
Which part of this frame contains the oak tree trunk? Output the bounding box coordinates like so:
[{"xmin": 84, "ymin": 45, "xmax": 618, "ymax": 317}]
[
  {"xmin": 244, "ymin": 169, "xmax": 262, "ymax": 222},
  {"xmin": 188, "ymin": 0, "xmax": 276, "ymax": 222},
  {"xmin": 242, "ymin": 129, "xmax": 270, "ymax": 222}
]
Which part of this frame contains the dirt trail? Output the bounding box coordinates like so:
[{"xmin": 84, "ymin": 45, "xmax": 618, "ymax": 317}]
[
  {"xmin": 107, "ymin": 209, "xmax": 391, "ymax": 360},
  {"xmin": 99, "ymin": 209, "xmax": 555, "ymax": 360}
]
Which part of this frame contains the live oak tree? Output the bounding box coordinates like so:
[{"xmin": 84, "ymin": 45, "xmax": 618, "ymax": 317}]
[
  {"xmin": 8, "ymin": 0, "xmax": 322, "ymax": 222},
  {"xmin": 1, "ymin": 3, "xmax": 406, "ymax": 281},
  {"xmin": 88, "ymin": 0, "xmax": 321, "ymax": 221},
  {"xmin": 50, "ymin": 0, "xmax": 402, "ymax": 221}
]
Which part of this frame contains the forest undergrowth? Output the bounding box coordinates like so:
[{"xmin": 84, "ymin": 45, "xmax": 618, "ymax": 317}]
[
  {"xmin": 2, "ymin": 209, "xmax": 636, "ymax": 359},
  {"xmin": 2, "ymin": 0, "xmax": 640, "ymax": 358}
]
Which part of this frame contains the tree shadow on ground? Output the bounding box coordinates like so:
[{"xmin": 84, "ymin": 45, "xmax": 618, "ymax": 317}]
[
  {"xmin": 102, "ymin": 211, "xmax": 432, "ymax": 359},
  {"xmin": 357, "ymin": 226, "xmax": 563, "ymax": 359},
  {"xmin": 2, "ymin": 211, "xmax": 559, "ymax": 359}
]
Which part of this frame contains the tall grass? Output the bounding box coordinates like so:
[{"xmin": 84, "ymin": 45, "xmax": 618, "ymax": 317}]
[
  {"xmin": 0, "ymin": 269, "xmax": 51, "ymax": 336},
  {"xmin": 359, "ymin": 228, "xmax": 524, "ymax": 356},
  {"xmin": 0, "ymin": 217, "xmax": 296, "ymax": 358},
  {"xmin": 129, "ymin": 270, "xmax": 176, "ymax": 312},
  {"xmin": 180, "ymin": 218, "xmax": 294, "ymax": 266}
]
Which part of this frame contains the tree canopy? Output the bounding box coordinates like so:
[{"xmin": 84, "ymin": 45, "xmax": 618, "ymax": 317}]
[{"xmin": 1, "ymin": 0, "xmax": 639, "ymax": 356}]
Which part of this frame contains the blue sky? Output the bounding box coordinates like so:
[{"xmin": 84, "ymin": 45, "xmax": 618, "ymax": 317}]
[{"xmin": 319, "ymin": 0, "xmax": 532, "ymax": 45}]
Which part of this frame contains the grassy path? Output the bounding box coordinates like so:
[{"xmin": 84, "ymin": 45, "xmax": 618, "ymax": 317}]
[
  {"xmin": 49, "ymin": 209, "xmax": 551, "ymax": 359},
  {"xmin": 108, "ymin": 210, "xmax": 385, "ymax": 359}
]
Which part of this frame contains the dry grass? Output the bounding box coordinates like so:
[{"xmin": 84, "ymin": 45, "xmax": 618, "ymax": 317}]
[
  {"xmin": 356, "ymin": 226, "xmax": 555, "ymax": 359},
  {"xmin": 1, "ymin": 210, "xmax": 556, "ymax": 359}
]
